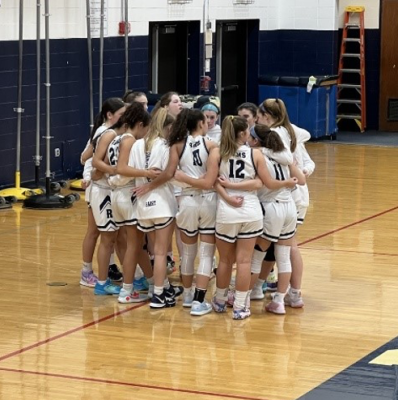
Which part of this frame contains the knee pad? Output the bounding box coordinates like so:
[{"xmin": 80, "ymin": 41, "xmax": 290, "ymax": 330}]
[
  {"xmin": 251, "ymin": 249, "xmax": 267, "ymax": 274},
  {"xmin": 264, "ymin": 242, "xmax": 275, "ymax": 262},
  {"xmin": 274, "ymin": 244, "xmax": 292, "ymax": 274},
  {"xmin": 197, "ymin": 242, "xmax": 215, "ymax": 278},
  {"xmin": 181, "ymin": 242, "xmax": 198, "ymax": 276}
]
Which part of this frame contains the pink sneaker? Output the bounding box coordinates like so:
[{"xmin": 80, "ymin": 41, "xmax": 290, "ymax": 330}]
[
  {"xmin": 284, "ymin": 292, "xmax": 304, "ymax": 308},
  {"xmin": 266, "ymin": 300, "xmax": 286, "ymax": 315},
  {"xmin": 80, "ymin": 270, "xmax": 98, "ymax": 288},
  {"xmin": 211, "ymin": 297, "xmax": 227, "ymax": 313},
  {"xmin": 233, "ymin": 307, "xmax": 251, "ymax": 320}
]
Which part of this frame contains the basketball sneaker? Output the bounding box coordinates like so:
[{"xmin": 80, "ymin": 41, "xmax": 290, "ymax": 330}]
[
  {"xmin": 284, "ymin": 291, "xmax": 304, "ymax": 308},
  {"xmin": 80, "ymin": 270, "xmax": 98, "ymax": 288},
  {"xmin": 150, "ymin": 290, "xmax": 176, "ymax": 309},
  {"xmin": 250, "ymin": 285, "xmax": 265, "ymax": 300},
  {"xmin": 266, "ymin": 269, "xmax": 278, "ymax": 292},
  {"xmin": 108, "ymin": 264, "xmax": 123, "ymax": 282},
  {"xmin": 232, "ymin": 307, "xmax": 251, "ymax": 320},
  {"xmin": 190, "ymin": 300, "xmax": 212, "ymax": 316},
  {"xmin": 165, "ymin": 284, "xmax": 184, "ymax": 299},
  {"xmin": 94, "ymin": 279, "xmax": 121, "ymax": 295},
  {"xmin": 118, "ymin": 288, "xmax": 149, "ymax": 304},
  {"xmin": 166, "ymin": 256, "xmax": 176, "ymax": 275},
  {"xmin": 211, "ymin": 297, "xmax": 227, "ymax": 313},
  {"xmin": 133, "ymin": 276, "xmax": 149, "ymax": 291},
  {"xmin": 265, "ymin": 300, "xmax": 286, "ymax": 315}
]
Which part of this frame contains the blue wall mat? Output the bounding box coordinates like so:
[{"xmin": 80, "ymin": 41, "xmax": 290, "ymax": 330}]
[
  {"xmin": 0, "ymin": 36, "xmax": 148, "ymax": 188},
  {"xmin": 259, "ymin": 84, "xmax": 337, "ymax": 139}
]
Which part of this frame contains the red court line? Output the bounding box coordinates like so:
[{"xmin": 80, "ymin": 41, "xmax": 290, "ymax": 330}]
[
  {"xmin": 298, "ymin": 205, "xmax": 398, "ymax": 246},
  {"xmin": 0, "ymin": 367, "xmax": 270, "ymax": 400},
  {"xmin": 0, "ymin": 302, "xmax": 147, "ymax": 362},
  {"xmin": 300, "ymin": 246, "xmax": 398, "ymax": 257}
]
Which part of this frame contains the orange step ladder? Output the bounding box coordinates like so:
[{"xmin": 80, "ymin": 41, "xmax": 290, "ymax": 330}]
[{"xmin": 337, "ymin": 6, "xmax": 366, "ymax": 131}]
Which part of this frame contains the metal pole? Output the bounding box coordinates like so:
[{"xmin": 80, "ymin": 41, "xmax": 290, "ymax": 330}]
[
  {"xmin": 124, "ymin": 0, "xmax": 129, "ymax": 92},
  {"xmin": 99, "ymin": 0, "xmax": 104, "ymax": 108},
  {"xmin": 15, "ymin": 0, "xmax": 24, "ymax": 189},
  {"xmin": 86, "ymin": 0, "xmax": 94, "ymax": 127},
  {"xmin": 35, "ymin": 0, "xmax": 41, "ymax": 186},
  {"xmin": 44, "ymin": 0, "xmax": 51, "ymax": 196}
]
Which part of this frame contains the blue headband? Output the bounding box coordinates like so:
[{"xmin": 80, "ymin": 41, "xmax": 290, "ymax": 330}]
[
  {"xmin": 201, "ymin": 103, "xmax": 219, "ymax": 114},
  {"xmin": 250, "ymin": 125, "xmax": 260, "ymax": 141}
]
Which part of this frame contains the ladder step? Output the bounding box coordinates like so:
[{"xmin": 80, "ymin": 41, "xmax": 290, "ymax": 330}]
[
  {"xmin": 344, "ymin": 38, "xmax": 361, "ymax": 43},
  {"xmin": 340, "ymin": 68, "xmax": 361, "ymax": 73},
  {"xmin": 341, "ymin": 53, "xmax": 361, "ymax": 58},
  {"xmin": 338, "ymin": 84, "xmax": 361, "ymax": 88},
  {"xmin": 337, "ymin": 114, "xmax": 362, "ymax": 120},
  {"xmin": 345, "ymin": 23, "xmax": 360, "ymax": 29},
  {"xmin": 337, "ymin": 99, "xmax": 361, "ymax": 104}
]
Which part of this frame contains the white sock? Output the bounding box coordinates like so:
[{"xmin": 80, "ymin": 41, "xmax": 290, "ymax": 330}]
[
  {"xmin": 255, "ymin": 279, "xmax": 265, "ymax": 289},
  {"xmin": 216, "ymin": 287, "xmax": 228, "ymax": 302},
  {"xmin": 97, "ymin": 280, "xmax": 107, "ymax": 286},
  {"xmin": 184, "ymin": 286, "xmax": 192, "ymax": 292},
  {"xmin": 109, "ymin": 253, "xmax": 115, "ymax": 266},
  {"xmin": 82, "ymin": 262, "xmax": 92, "ymax": 273},
  {"xmin": 273, "ymin": 292, "xmax": 286, "ymax": 303},
  {"xmin": 234, "ymin": 290, "xmax": 248, "ymax": 309},
  {"xmin": 123, "ymin": 283, "xmax": 133, "ymax": 293},
  {"xmin": 154, "ymin": 286, "xmax": 163, "ymax": 295}
]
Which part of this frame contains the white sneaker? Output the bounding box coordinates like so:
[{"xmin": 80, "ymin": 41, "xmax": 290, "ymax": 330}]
[
  {"xmin": 250, "ymin": 285, "xmax": 265, "ymax": 300},
  {"xmin": 266, "ymin": 300, "xmax": 286, "ymax": 315},
  {"xmin": 190, "ymin": 300, "xmax": 212, "ymax": 316},
  {"xmin": 285, "ymin": 291, "xmax": 304, "ymax": 308},
  {"xmin": 182, "ymin": 289, "xmax": 194, "ymax": 307},
  {"xmin": 118, "ymin": 288, "xmax": 149, "ymax": 304}
]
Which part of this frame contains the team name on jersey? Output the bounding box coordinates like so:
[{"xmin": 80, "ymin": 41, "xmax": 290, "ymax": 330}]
[
  {"xmin": 189, "ymin": 141, "xmax": 201, "ymax": 149},
  {"xmin": 235, "ymin": 151, "xmax": 247, "ymax": 159},
  {"xmin": 146, "ymin": 200, "xmax": 156, "ymax": 207}
]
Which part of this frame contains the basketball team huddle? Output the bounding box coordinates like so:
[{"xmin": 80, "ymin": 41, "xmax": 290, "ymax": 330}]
[{"xmin": 79, "ymin": 90, "xmax": 315, "ymax": 320}]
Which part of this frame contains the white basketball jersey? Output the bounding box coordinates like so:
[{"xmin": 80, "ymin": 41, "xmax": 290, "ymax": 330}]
[
  {"xmin": 217, "ymin": 144, "xmax": 261, "ymax": 224},
  {"xmin": 179, "ymin": 135, "xmax": 209, "ymax": 188},
  {"xmin": 92, "ymin": 128, "xmax": 116, "ymax": 188},
  {"xmin": 258, "ymin": 149, "xmax": 292, "ymax": 203},
  {"xmin": 129, "ymin": 138, "xmax": 177, "ymax": 219},
  {"xmin": 107, "ymin": 133, "xmax": 134, "ymax": 188}
]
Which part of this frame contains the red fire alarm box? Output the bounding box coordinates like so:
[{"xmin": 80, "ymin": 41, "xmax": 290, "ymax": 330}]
[{"xmin": 119, "ymin": 21, "xmax": 131, "ymax": 35}]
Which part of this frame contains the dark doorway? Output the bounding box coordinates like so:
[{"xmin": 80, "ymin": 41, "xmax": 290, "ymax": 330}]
[
  {"xmin": 149, "ymin": 21, "xmax": 200, "ymax": 95},
  {"xmin": 216, "ymin": 20, "xmax": 259, "ymax": 119},
  {"xmin": 379, "ymin": 0, "xmax": 398, "ymax": 131}
]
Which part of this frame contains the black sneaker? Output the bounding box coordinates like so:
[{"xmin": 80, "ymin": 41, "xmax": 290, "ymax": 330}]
[
  {"xmin": 166, "ymin": 256, "xmax": 176, "ymax": 275},
  {"xmin": 108, "ymin": 264, "xmax": 123, "ymax": 282},
  {"xmin": 150, "ymin": 291, "xmax": 176, "ymax": 308},
  {"xmin": 165, "ymin": 284, "xmax": 184, "ymax": 299}
]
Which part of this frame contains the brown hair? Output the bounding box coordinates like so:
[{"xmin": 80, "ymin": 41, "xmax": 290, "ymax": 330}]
[
  {"xmin": 151, "ymin": 91, "xmax": 179, "ymax": 116},
  {"xmin": 259, "ymin": 98, "xmax": 297, "ymax": 152},
  {"xmin": 251, "ymin": 124, "xmax": 285, "ymax": 152},
  {"xmin": 220, "ymin": 116, "xmax": 248, "ymax": 162}
]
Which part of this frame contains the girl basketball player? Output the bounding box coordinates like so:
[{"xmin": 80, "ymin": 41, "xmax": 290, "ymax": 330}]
[
  {"xmin": 257, "ymin": 98, "xmax": 313, "ymax": 308},
  {"xmin": 106, "ymin": 103, "xmax": 158, "ymax": 303},
  {"xmin": 212, "ymin": 116, "xmax": 297, "ymax": 320},
  {"xmin": 129, "ymin": 108, "xmax": 181, "ymax": 308},
  {"xmin": 201, "ymin": 102, "xmax": 222, "ymax": 144},
  {"xmin": 144, "ymin": 108, "xmax": 220, "ymax": 315},
  {"xmin": 246, "ymin": 124, "xmax": 305, "ymax": 314},
  {"xmin": 80, "ymin": 98, "xmax": 125, "ymax": 288}
]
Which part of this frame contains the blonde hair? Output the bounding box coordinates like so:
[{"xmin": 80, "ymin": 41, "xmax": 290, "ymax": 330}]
[
  {"xmin": 145, "ymin": 107, "xmax": 174, "ymax": 152},
  {"xmin": 259, "ymin": 98, "xmax": 297, "ymax": 152},
  {"xmin": 220, "ymin": 115, "xmax": 248, "ymax": 162}
]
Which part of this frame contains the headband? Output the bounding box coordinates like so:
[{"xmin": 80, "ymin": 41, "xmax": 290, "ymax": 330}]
[
  {"xmin": 201, "ymin": 102, "xmax": 220, "ymax": 114},
  {"xmin": 250, "ymin": 125, "xmax": 260, "ymax": 141}
]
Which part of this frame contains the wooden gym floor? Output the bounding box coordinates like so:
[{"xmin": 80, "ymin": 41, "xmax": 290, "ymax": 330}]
[{"xmin": 0, "ymin": 142, "xmax": 398, "ymax": 400}]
